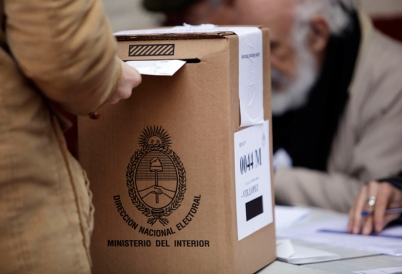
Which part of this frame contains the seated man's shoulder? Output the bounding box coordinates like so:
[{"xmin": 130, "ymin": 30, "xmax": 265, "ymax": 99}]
[
  {"xmin": 351, "ymin": 30, "xmax": 402, "ymax": 117},
  {"xmin": 367, "ymin": 30, "xmax": 402, "ymax": 71},
  {"xmin": 357, "ymin": 30, "xmax": 402, "ymax": 95}
]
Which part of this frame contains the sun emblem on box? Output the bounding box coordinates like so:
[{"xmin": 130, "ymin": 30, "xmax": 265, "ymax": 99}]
[{"xmin": 126, "ymin": 126, "xmax": 186, "ymax": 226}]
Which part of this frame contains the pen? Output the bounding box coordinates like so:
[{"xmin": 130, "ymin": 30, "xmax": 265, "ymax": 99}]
[{"xmin": 361, "ymin": 206, "xmax": 402, "ymax": 217}]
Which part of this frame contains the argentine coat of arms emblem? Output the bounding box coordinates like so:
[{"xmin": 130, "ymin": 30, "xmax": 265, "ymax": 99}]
[{"xmin": 126, "ymin": 126, "xmax": 186, "ymax": 226}]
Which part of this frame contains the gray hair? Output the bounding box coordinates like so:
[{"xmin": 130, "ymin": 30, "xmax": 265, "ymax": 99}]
[
  {"xmin": 274, "ymin": 0, "xmax": 359, "ymax": 114},
  {"xmin": 295, "ymin": 0, "xmax": 358, "ymax": 36}
]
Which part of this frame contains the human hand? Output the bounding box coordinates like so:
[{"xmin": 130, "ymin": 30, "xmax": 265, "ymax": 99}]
[
  {"xmin": 106, "ymin": 60, "xmax": 141, "ymax": 105},
  {"xmin": 348, "ymin": 181, "xmax": 402, "ymax": 235}
]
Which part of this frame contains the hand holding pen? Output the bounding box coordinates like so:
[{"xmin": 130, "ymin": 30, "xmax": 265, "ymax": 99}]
[
  {"xmin": 347, "ymin": 181, "xmax": 402, "ymax": 235},
  {"xmin": 360, "ymin": 206, "xmax": 402, "ymax": 217}
]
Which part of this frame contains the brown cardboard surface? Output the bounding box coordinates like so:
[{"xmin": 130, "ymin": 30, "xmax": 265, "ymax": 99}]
[{"xmin": 78, "ymin": 26, "xmax": 275, "ymax": 274}]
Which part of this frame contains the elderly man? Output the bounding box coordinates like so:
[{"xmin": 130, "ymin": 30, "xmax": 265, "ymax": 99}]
[{"xmin": 144, "ymin": 0, "xmax": 402, "ymax": 213}]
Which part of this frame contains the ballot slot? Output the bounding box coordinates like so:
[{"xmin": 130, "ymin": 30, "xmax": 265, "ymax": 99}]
[
  {"xmin": 124, "ymin": 58, "xmax": 201, "ymax": 63},
  {"xmin": 178, "ymin": 58, "xmax": 201, "ymax": 63}
]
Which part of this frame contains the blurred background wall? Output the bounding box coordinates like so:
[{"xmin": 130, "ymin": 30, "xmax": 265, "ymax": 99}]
[
  {"xmin": 102, "ymin": 0, "xmax": 160, "ymax": 31},
  {"xmin": 102, "ymin": 0, "xmax": 402, "ymax": 33},
  {"xmin": 360, "ymin": 0, "xmax": 402, "ymax": 17},
  {"xmin": 361, "ymin": 0, "xmax": 402, "ymax": 42},
  {"xmin": 101, "ymin": 0, "xmax": 402, "ymax": 44}
]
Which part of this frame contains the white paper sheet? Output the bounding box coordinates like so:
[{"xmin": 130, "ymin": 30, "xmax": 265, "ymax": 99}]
[
  {"xmin": 276, "ymin": 239, "xmax": 340, "ymax": 264},
  {"xmin": 234, "ymin": 120, "xmax": 272, "ymax": 240},
  {"xmin": 275, "ymin": 205, "xmax": 310, "ymax": 232},
  {"xmin": 353, "ymin": 267, "xmax": 402, "ymax": 274},
  {"xmin": 318, "ymin": 219, "xmax": 402, "ymax": 238},
  {"xmin": 126, "ymin": 60, "xmax": 186, "ymax": 76},
  {"xmin": 276, "ymin": 239, "xmax": 294, "ymax": 259},
  {"xmin": 277, "ymin": 217, "xmax": 402, "ymax": 256},
  {"xmin": 115, "ymin": 25, "xmax": 264, "ymax": 127}
]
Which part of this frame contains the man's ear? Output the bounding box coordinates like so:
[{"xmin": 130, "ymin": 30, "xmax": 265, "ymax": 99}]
[{"xmin": 307, "ymin": 15, "xmax": 330, "ymax": 54}]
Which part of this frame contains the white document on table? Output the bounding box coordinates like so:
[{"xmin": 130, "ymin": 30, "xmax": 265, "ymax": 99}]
[
  {"xmin": 353, "ymin": 267, "xmax": 402, "ymax": 274},
  {"xmin": 234, "ymin": 120, "xmax": 273, "ymax": 241},
  {"xmin": 277, "ymin": 217, "xmax": 402, "ymax": 256},
  {"xmin": 275, "ymin": 205, "xmax": 310, "ymax": 232},
  {"xmin": 319, "ymin": 219, "xmax": 402, "ymax": 238},
  {"xmin": 276, "ymin": 239, "xmax": 340, "ymax": 264}
]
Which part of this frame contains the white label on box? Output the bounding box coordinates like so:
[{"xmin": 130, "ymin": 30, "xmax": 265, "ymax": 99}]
[
  {"xmin": 115, "ymin": 25, "xmax": 264, "ymax": 127},
  {"xmin": 228, "ymin": 27, "xmax": 264, "ymax": 127},
  {"xmin": 234, "ymin": 120, "xmax": 273, "ymax": 241}
]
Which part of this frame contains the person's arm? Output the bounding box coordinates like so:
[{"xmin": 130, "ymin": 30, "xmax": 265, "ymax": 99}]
[
  {"xmin": 275, "ymin": 168, "xmax": 365, "ymax": 213},
  {"xmin": 4, "ymin": 0, "xmax": 138, "ymax": 115},
  {"xmin": 347, "ymin": 180, "xmax": 402, "ymax": 235},
  {"xmin": 275, "ymin": 79, "xmax": 402, "ymax": 213}
]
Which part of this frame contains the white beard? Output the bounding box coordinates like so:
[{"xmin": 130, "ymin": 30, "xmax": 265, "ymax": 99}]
[{"xmin": 271, "ymin": 44, "xmax": 319, "ymax": 116}]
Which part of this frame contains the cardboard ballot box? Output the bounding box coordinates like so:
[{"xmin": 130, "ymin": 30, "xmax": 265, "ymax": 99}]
[{"xmin": 78, "ymin": 26, "xmax": 276, "ymax": 274}]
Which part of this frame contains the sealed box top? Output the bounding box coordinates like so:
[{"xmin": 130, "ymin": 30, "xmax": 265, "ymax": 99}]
[{"xmin": 116, "ymin": 25, "xmax": 269, "ymax": 128}]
